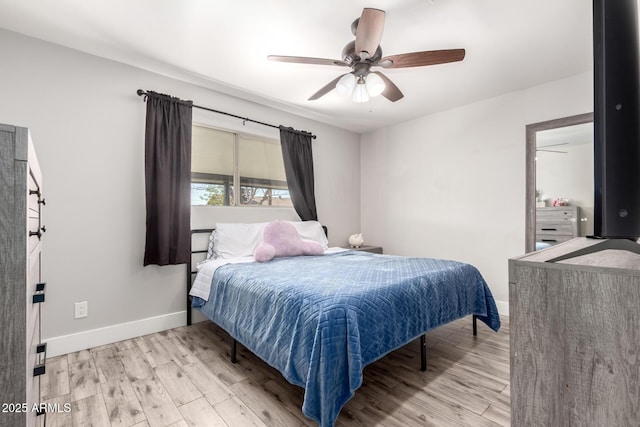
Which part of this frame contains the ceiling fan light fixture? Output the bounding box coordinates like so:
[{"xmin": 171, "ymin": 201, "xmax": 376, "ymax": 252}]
[
  {"xmin": 352, "ymin": 81, "xmax": 370, "ymax": 103},
  {"xmin": 365, "ymin": 73, "xmax": 385, "ymax": 97},
  {"xmin": 336, "ymin": 73, "xmax": 356, "ymax": 96}
]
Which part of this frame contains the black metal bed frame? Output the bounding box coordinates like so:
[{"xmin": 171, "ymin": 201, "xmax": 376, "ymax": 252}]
[{"xmin": 187, "ymin": 228, "xmax": 478, "ymax": 372}]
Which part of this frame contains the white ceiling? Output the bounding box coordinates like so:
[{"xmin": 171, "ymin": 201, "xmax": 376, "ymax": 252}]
[
  {"xmin": 0, "ymin": 0, "xmax": 593, "ymax": 133},
  {"xmin": 538, "ymin": 122, "xmax": 593, "ymax": 148}
]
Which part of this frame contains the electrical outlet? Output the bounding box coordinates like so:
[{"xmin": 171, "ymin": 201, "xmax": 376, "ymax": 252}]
[{"xmin": 75, "ymin": 301, "xmax": 88, "ymax": 319}]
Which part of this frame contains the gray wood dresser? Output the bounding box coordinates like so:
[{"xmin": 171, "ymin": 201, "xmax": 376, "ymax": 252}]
[
  {"xmin": 509, "ymin": 238, "xmax": 640, "ymax": 426},
  {"xmin": 0, "ymin": 124, "xmax": 47, "ymax": 427},
  {"xmin": 536, "ymin": 206, "xmax": 579, "ymax": 245}
]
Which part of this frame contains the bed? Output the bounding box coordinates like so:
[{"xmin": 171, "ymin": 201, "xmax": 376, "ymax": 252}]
[{"xmin": 187, "ymin": 222, "xmax": 500, "ymax": 427}]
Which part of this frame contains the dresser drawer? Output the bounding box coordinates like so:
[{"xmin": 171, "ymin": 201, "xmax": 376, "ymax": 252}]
[
  {"xmin": 536, "ymin": 221, "xmax": 575, "ymax": 235},
  {"xmin": 537, "ymin": 207, "xmax": 577, "ymax": 221},
  {"xmin": 536, "ymin": 233, "xmax": 574, "ymax": 245}
]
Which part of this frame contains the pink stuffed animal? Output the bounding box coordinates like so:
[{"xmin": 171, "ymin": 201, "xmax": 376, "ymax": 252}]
[{"xmin": 254, "ymin": 220, "xmax": 324, "ymax": 262}]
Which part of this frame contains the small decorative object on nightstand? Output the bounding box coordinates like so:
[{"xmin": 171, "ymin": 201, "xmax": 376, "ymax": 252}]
[
  {"xmin": 348, "ymin": 233, "xmax": 364, "ymax": 248},
  {"xmin": 346, "ymin": 245, "xmax": 383, "ymax": 254}
]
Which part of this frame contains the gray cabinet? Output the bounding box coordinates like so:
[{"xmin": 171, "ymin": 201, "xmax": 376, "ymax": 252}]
[
  {"xmin": 0, "ymin": 124, "xmax": 46, "ymax": 427},
  {"xmin": 509, "ymin": 238, "xmax": 640, "ymax": 426},
  {"xmin": 536, "ymin": 206, "xmax": 579, "ymax": 245}
]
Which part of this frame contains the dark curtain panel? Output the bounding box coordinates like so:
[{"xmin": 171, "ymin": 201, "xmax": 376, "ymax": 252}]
[
  {"xmin": 143, "ymin": 91, "xmax": 193, "ymax": 266},
  {"xmin": 279, "ymin": 126, "xmax": 318, "ymax": 221}
]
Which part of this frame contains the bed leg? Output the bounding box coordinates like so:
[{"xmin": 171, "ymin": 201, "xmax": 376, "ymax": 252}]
[
  {"xmin": 420, "ymin": 334, "xmax": 427, "ymax": 371},
  {"xmin": 472, "ymin": 315, "xmax": 478, "ymax": 336},
  {"xmin": 231, "ymin": 339, "xmax": 237, "ymax": 364}
]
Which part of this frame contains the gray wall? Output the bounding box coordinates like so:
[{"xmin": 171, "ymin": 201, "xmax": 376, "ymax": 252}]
[{"xmin": 0, "ymin": 29, "xmax": 360, "ymax": 354}]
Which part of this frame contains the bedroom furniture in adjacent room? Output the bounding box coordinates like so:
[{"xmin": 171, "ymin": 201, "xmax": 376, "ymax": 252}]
[
  {"xmin": 509, "ymin": 238, "xmax": 640, "ymax": 426},
  {"xmin": 188, "ymin": 224, "xmax": 500, "ymax": 427},
  {"xmin": 344, "ymin": 245, "xmax": 383, "ymax": 254},
  {"xmin": 535, "ymin": 205, "xmax": 579, "ymax": 246},
  {"xmin": 0, "ymin": 124, "xmax": 47, "ymax": 427}
]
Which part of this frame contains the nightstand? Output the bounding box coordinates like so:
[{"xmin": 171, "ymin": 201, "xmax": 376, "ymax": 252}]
[{"xmin": 345, "ymin": 245, "xmax": 383, "ymax": 254}]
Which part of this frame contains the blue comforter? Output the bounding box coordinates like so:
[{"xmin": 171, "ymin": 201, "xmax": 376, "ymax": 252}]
[{"xmin": 192, "ymin": 250, "xmax": 500, "ymax": 426}]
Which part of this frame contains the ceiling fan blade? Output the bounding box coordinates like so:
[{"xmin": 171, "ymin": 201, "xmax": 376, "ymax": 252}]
[
  {"xmin": 538, "ymin": 142, "xmax": 569, "ymax": 148},
  {"xmin": 268, "ymin": 55, "xmax": 347, "ymax": 67},
  {"xmin": 308, "ymin": 75, "xmax": 344, "ymax": 100},
  {"xmin": 372, "ymin": 71, "xmax": 404, "ymax": 102},
  {"xmin": 379, "ymin": 49, "xmax": 466, "ymax": 68},
  {"xmin": 536, "ymin": 149, "xmax": 568, "ymax": 153},
  {"xmin": 355, "ymin": 8, "xmax": 385, "ymax": 59}
]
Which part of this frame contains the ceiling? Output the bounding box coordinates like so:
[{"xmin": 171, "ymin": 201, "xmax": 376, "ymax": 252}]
[
  {"xmin": 538, "ymin": 122, "xmax": 594, "ymax": 151},
  {"xmin": 0, "ymin": 0, "xmax": 593, "ymax": 133}
]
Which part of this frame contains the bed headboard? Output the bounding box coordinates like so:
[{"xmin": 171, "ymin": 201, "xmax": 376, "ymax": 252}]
[
  {"xmin": 186, "ymin": 225, "xmax": 327, "ymax": 325},
  {"xmin": 187, "ymin": 228, "xmax": 214, "ymax": 326}
]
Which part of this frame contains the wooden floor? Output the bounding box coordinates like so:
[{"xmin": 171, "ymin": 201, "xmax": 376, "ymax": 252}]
[{"xmin": 41, "ymin": 315, "xmax": 510, "ymax": 426}]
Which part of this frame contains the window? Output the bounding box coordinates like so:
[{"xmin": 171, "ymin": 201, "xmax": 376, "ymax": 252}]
[{"xmin": 191, "ymin": 125, "xmax": 291, "ymax": 207}]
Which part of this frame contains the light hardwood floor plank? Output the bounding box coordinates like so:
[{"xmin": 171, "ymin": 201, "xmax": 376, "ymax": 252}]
[
  {"xmin": 214, "ymin": 396, "xmax": 268, "ymax": 427},
  {"xmin": 178, "ymin": 397, "xmax": 227, "ymax": 427},
  {"xmin": 482, "ymin": 404, "xmax": 510, "ymax": 427},
  {"xmin": 41, "ymin": 394, "xmax": 72, "ymax": 427},
  {"xmin": 71, "ymin": 393, "xmax": 111, "ymax": 427},
  {"xmin": 93, "ymin": 346, "xmax": 128, "ymax": 384},
  {"xmin": 131, "ymin": 376, "xmax": 183, "ymax": 427},
  {"xmin": 119, "ymin": 347, "xmax": 155, "ymax": 382},
  {"xmin": 137, "ymin": 334, "xmax": 175, "ymax": 368},
  {"xmin": 68, "ymin": 357, "xmax": 100, "ymax": 402},
  {"xmin": 231, "ymin": 378, "xmax": 311, "ymax": 427},
  {"xmin": 40, "ymin": 355, "xmax": 70, "ymax": 400},
  {"xmin": 158, "ymin": 335, "xmax": 199, "ymax": 367},
  {"xmin": 100, "ymin": 378, "xmax": 147, "ymax": 427},
  {"xmin": 181, "ymin": 359, "xmax": 235, "ymax": 406},
  {"xmin": 154, "ymin": 361, "xmax": 203, "ymax": 406}
]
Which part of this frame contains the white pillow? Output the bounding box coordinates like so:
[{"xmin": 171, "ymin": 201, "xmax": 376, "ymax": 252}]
[
  {"xmin": 289, "ymin": 220, "xmax": 329, "ymax": 249},
  {"xmin": 213, "ymin": 220, "xmax": 329, "ymax": 258},
  {"xmin": 213, "ymin": 222, "xmax": 268, "ymax": 258}
]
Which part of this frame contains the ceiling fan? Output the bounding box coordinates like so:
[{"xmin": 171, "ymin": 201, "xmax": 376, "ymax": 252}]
[
  {"xmin": 268, "ymin": 8, "xmax": 465, "ymax": 103},
  {"xmin": 536, "ymin": 142, "xmax": 569, "ymax": 153}
]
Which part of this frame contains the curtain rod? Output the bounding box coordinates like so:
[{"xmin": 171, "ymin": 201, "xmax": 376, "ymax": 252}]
[{"xmin": 136, "ymin": 89, "xmax": 316, "ymax": 140}]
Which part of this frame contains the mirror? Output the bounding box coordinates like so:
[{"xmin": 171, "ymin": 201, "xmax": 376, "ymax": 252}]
[{"xmin": 525, "ymin": 112, "xmax": 594, "ymax": 253}]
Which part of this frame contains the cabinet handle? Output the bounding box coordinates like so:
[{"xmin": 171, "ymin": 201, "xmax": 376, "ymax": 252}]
[
  {"xmin": 37, "ymin": 342, "xmax": 47, "ymax": 367},
  {"xmin": 41, "ymin": 226, "xmax": 47, "ymax": 233},
  {"xmin": 541, "ymin": 239, "xmax": 558, "ymax": 242},
  {"xmin": 33, "ymin": 363, "xmax": 45, "ymax": 377},
  {"xmin": 34, "ymin": 342, "xmax": 48, "ymax": 377},
  {"xmin": 29, "ymin": 229, "xmax": 42, "ymax": 239},
  {"xmin": 541, "ymin": 228, "xmax": 557, "ymax": 231},
  {"xmin": 33, "ymin": 282, "xmax": 46, "ymax": 304},
  {"xmin": 29, "ymin": 188, "xmax": 41, "ymax": 197},
  {"xmin": 38, "ymin": 197, "xmax": 46, "ymax": 206},
  {"xmin": 37, "ymin": 342, "xmax": 47, "ymax": 354}
]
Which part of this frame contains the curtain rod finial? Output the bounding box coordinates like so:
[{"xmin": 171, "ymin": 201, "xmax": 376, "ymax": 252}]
[{"xmin": 137, "ymin": 89, "xmax": 145, "ymax": 96}]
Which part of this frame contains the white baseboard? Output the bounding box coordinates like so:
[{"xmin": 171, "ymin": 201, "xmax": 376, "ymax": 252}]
[
  {"xmin": 495, "ymin": 299, "xmax": 509, "ymax": 317},
  {"xmin": 44, "ymin": 311, "xmax": 187, "ymax": 357}
]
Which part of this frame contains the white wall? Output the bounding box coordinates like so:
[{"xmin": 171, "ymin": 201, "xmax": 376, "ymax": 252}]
[
  {"xmin": 0, "ymin": 29, "xmax": 360, "ymax": 355},
  {"xmin": 537, "ymin": 142, "xmax": 594, "ymax": 236},
  {"xmin": 360, "ymin": 72, "xmax": 593, "ymax": 312}
]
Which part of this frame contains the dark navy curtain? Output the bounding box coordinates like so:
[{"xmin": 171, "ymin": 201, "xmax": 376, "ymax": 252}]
[{"xmin": 143, "ymin": 91, "xmax": 193, "ymax": 266}]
